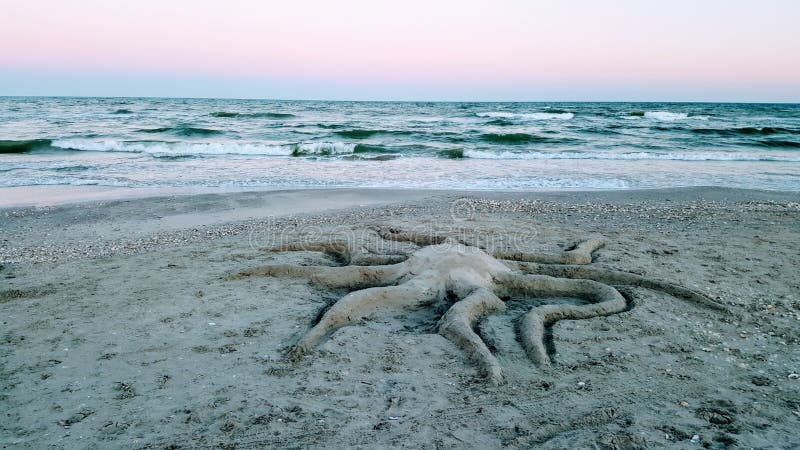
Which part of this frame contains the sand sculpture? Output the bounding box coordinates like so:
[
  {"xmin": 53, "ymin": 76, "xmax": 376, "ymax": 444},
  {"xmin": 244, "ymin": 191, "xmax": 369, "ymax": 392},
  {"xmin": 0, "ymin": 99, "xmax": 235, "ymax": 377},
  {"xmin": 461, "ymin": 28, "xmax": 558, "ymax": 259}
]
[{"xmin": 231, "ymin": 226, "xmax": 726, "ymax": 384}]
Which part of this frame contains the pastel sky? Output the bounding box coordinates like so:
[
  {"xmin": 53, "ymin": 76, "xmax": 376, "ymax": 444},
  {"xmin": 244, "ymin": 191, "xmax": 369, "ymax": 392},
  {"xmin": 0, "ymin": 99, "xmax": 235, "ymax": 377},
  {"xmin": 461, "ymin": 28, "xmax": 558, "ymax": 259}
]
[{"xmin": 2, "ymin": 0, "xmax": 799, "ymax": 101}]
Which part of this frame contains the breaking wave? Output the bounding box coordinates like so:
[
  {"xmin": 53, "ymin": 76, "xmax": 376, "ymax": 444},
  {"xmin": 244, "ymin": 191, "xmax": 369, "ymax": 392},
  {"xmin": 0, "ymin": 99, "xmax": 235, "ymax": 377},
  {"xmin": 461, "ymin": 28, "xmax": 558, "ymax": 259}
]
[
  {"xmin": 642, "ymin": 111, "xmax": 709, "ymax": 121},
  {"xmin": 12, "ymin": 137, "xmax": 797, "ymax": 162},
  {"xmin": 0, "ymin": 139, "xmax": 54, "ymax": 153},
  {"xmin": 48, "ymin": 139, "xmax": 358, "ymax": 157},
  {"xmin": 292, "ymin": 142, "xmax": 356, "ymax": 156}
]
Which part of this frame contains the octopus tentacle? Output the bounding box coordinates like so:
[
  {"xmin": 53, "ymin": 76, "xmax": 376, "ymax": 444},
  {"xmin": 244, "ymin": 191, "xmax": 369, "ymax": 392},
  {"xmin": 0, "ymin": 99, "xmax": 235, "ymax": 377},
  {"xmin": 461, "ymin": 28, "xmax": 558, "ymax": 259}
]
[
  {"xmin": 264, "ymin": 241, "xmax": 410, "ymax": 266},
  {"xmin": 493, "ymin": 274, "xmax": 627, "ymax": 366},
  {"xmin": 436, "ymin": 288, "xmax": 507, "ymax": 384},
  {"xmin": 292, "ymin": 274, "xmax": 446, "ymax": 355},
  {"xmin": 351, "ymin": 254, "xmax": 409, "ymax": 266},
  {"xmin": 264, "ymin": 242, "xmax": 352, "ymax": 265},
  {"xmin": 229, "ymin": 264, "xmax": 404, "ymax": 290},
  {"xmin": 371, "ymin": 225, "xmax": 448, "ymax": 247},
  {"xmin": 513, "ymin": 262, "xmax": 726, "ymax": 312},
  {"xmin": 494, "ymin": 239, "xmax": 604, "ymax": 265}
]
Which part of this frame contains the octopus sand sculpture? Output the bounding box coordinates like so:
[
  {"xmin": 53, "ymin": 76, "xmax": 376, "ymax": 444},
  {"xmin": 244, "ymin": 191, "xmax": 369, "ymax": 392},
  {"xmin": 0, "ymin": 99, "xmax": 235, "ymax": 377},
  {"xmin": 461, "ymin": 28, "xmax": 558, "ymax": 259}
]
[{"xmin": 230, "ymin": 226, "xmax": 727, "ymax": 384}]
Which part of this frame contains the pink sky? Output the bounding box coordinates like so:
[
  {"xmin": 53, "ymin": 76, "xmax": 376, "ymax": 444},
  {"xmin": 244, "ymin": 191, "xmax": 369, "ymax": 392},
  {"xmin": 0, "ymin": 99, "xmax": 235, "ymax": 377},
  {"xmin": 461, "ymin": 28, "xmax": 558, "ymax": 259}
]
[{"xmin": 2, "ymin": 0, "xmax": 799, "ymax": 100}]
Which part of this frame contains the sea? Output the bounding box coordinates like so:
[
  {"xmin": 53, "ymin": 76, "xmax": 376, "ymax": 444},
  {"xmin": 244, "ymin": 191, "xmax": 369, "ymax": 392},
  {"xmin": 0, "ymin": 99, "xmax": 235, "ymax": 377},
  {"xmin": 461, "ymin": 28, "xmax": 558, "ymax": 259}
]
[{"xmin": 1, "ymin": 98, "xmax": 799, "ymax": 192}]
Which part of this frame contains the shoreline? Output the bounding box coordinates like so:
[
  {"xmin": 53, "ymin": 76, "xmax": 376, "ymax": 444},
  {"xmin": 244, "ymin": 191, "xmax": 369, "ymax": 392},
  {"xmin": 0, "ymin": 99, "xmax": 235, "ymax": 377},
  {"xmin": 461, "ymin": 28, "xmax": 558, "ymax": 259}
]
[
  {"xmin": 3, "ymin": 186, "xmax": 798, "ymax": 265},
  {"xmin": 3, "ymin": 186, "xmax": 798, "ymax": 266},
  {"xmin": 2, "ymin": 183, "xmax": 799, "ymax": 210}
]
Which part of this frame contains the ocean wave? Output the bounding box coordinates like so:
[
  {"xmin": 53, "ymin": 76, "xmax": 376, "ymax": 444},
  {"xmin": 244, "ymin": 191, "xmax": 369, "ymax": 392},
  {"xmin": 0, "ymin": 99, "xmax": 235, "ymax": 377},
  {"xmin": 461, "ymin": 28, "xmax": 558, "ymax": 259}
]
[
  {"xmin": 173, "ymin": 126, "xmax": 223, "ymax": 137},
  {"xmin": 292, "ymin": 142, "xmax": 356, "ymax": 156},
  {"xmin": 642, "ymin": 111, "xmax": 708, "ymax": 121},
  {"xmin": 479, "ymin": 133, "xmax": 579, "ymax": 145},
  {"xmin": 352, "ymin": 144, "xmax": 403, "ymax": 154},
  {"xmin": 543, "ymin": 108, "xmax": 570, "ymax": 114},
  {"xmin": 137, "ymin": 127, "xmax": 174, "ymax": 133},
  {"xmin": 334, "ymin": 129, "xmax": 413, "ymax": 139},
  {"xmin": 51, "ymin": 139, "xmax": 296, "ymax": 157},
  {"xmin": 42, "ymin": 139, "xmax": 393, "ymax": 158},
  {"xmin": 153, "ymin": 154, "xmax": 199, "ymax": 161},
  {"xmin": 341, "ymin": 154, "xmax": 400, "ymax": 161},
  {"xmin": 0, "ymin": 177, "xmax": 134, "ymax": 188},
  {"xmin": 41, "ymin": 139, "xmax": 460, "ymax": 159},
  {"xmin": 437, "ymin": 149, "xmax": 465, "ymax": 159},
  {"xmin": 757, "ymin": 140, "xmax": 800, "ymax": 148},
  {"xmin": 52, "ymin": 164, "xmax": 93, "ymax": 172},
  {"xmin": 644, "ymin": 111, "xmax": 687, "ymax": 121},
  {"xmin": 476, "ymin": 111, "xmax": 574, "ymax": 120},
  {"xmin": 460, "ymin": 149, "xmax": 800, "ymax": 162},
  {"xmin": 136, "ymin": 126, "xmax": 223, "ymax": 137},
  {"xmin": 210, "ymin": 111, "xmax": 296, "ymax": 119},
  {"xmin": 692, "ymin": 127, "xmax": 799, "ymax": 136},
  {"xmin": 582, "ymin": 126, "xmax": 622, "ymax": 135},
  {"xmin": 135, "ymin": 126, "xmax": 223, "ymax": 137},
  {"xmin": 0, "ymin": 139, "xmax": 54, "ymax": 153},
  {"xmin": 485, "ymin": 118, "xmax": 516, "ymax": 126},
  {"xmin": 480, "ymin": 133, "xmax": 535, "ymax": 144},
  {"xmin": 335, "ymin": 129, "xmax": 380, "ymax": 139},
  {"xmin": 756, "ymin": 127, "xmax": 798, "ymax": 135}
]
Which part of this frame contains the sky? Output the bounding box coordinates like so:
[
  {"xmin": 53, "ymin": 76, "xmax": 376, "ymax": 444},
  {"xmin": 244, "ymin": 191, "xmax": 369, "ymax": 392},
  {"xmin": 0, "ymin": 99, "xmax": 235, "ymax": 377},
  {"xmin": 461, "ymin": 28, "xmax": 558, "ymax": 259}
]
[{"xmin": 1, "ymin": 0, "xmax": 799, "ymax": 101}]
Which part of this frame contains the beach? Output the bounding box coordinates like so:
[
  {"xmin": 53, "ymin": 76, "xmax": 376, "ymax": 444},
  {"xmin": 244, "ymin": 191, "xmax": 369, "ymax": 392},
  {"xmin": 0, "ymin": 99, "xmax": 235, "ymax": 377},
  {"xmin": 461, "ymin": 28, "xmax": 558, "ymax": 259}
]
[
  {"xmin": 4, "ymin": 0, "xmax": 800, "ymax": 447},
  {"xmin": 1, "ymin": 186, "xmax": 799, "ymax": 448}
]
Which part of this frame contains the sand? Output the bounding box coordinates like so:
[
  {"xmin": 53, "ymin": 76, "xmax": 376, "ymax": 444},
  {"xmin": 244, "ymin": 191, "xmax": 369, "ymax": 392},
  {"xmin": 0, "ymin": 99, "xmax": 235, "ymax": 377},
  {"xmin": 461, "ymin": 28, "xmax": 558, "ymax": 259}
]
[{"xmin": 1, "ymin": 187, "xmax": 799, "ymax": 449}]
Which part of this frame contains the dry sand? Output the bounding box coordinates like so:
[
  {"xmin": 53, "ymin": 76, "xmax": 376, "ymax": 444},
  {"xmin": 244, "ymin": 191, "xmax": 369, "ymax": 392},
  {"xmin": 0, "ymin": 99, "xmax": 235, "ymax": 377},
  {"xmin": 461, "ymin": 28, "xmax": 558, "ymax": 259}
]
[{"xmin": 1, "ymin": 187, "xmax": 799, "ymax": 449}]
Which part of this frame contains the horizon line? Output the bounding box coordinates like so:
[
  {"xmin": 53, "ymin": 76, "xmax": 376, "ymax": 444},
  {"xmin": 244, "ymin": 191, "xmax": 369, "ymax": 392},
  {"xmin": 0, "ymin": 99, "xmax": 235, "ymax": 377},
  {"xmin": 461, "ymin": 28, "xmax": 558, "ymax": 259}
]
[{"xmin": 2, "ymin": 95, "xmax": 798, "ymax": 105}]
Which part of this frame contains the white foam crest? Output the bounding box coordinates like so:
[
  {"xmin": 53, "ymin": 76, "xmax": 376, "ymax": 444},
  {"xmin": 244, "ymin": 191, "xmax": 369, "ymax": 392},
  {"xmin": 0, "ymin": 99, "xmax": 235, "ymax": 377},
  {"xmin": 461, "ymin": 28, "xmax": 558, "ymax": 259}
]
[
  {"xmin": 50, "ymin": 139, "xmax": 357, "ymax": 157},
  {"xmin": 462, "ymin": 149, "xmax": 800, "ymax": 162},
  {"xmin": 0, "ymin": 177, "xmax": 130, "ymax": 188},
  {"xmin": 643, "ymin": 111, "xmax": 698, "ymax": 121},
  {"xmin": 477, "ymin": 112, "xmax": 574, "ymax": 120},
  {"xmin": 294, "ymin": 142, "xmax": 356, "ymax": 155}
]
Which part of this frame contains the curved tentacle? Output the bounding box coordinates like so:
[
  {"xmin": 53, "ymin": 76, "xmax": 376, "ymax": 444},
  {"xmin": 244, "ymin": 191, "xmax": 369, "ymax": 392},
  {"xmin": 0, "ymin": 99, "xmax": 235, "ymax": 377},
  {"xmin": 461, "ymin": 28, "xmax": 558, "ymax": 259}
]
[
  {"xmin": 292, "ymin": 273, "xmax": 446, "ymax": 355},
  {"xmin": 264, "ymin": 241, "xmax": 410, "ymax": 267},
  {"xmin": 371, "ymin": 225, "xmax": 448, "ymax": 247},
  {"xmin": 494, "ymin": 239, "xmax": 604, "ymax": 265},
  {"xmin": 350, "ymin": 254, "xmax": 409, "ymax": 266},
  {"xmin": 263, "ymin": 242, "xmax": 352, "ymax": 265},
  {"xmin": 513, "ymin": 262, "xmax": 726, "ymax": 312},
  {"xmin": 493, "ymin": 273, "xmax": 628, "ymax": 366},
  {"xmin": 228, "ymin": 264, "xmax": 404, "ymax": 290},
  {"xmin": 436, "ymin": 288, "xmax": 507, "ymax": 384},
  {"xmin": 227, "ymin": 264, "xmax": 324, "ymax": 280}
]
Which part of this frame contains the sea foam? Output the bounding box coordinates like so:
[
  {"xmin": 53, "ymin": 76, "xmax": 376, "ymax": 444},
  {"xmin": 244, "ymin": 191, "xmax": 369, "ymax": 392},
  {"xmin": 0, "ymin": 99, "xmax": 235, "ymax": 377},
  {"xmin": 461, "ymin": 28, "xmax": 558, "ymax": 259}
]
[
  {"xmin": 642, "ymin": 111, "xmax": 708, "ymax": 121},
  {"xmin": 477, "ymin": 111, "xmax": 574, "ymax": 120},
  {"xmin": 50, "ymin": 139, "xmax": 357, "ymax": 157},
  {"xmin": 462, "ymin": 149, "xmax": 800, "ymax": 162}
]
